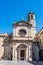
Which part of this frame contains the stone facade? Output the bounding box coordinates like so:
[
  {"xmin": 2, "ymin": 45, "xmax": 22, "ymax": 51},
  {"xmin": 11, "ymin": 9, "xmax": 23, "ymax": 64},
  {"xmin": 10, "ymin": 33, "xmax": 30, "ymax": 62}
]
[{"xmin": 0, "ymin": 11, "xmax": 43, "ymax": 61}]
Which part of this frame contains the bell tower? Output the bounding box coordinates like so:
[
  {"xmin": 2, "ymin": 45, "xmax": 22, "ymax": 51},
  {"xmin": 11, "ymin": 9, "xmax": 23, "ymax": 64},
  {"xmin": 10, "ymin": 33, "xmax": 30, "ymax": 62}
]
[{"xmin": 28, "ymin": 11, "xmax": 36, "ymax": 27}]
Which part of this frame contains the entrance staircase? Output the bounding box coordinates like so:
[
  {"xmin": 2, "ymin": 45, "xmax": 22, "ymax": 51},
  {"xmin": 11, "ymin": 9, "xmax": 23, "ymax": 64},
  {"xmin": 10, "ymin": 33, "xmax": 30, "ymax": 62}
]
[{"xmin": 0, "ymin": 60, "xmax": 43, "ymax": 65}]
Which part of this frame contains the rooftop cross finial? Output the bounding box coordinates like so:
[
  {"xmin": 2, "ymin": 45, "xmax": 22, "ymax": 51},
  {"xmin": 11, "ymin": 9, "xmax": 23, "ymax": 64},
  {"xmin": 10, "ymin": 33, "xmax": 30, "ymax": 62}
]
[
  {"xmin": 14, "ymin": 20, "xmax": 16, "ymax": 23},
  {"xmin": 30, "ymin": 10, "xmax": 33, "ymax": 13},
  {"xmin": 22, "ymin": 16, "xmax": 24, "ymax": 20}
]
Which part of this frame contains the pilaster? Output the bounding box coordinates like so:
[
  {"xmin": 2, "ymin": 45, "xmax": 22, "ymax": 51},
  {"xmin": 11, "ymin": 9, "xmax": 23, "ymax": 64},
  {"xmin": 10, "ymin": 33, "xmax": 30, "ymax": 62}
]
[{"xmin": 12, "ymin": 43, "xmax": 17, "ymax": 61}]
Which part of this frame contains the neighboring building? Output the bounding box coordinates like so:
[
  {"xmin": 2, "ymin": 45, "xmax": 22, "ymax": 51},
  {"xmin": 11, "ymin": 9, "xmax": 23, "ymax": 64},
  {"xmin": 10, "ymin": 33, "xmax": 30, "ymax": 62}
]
[{"xmin": 0, "ymin": 11, "xmax": 43, "ymax": 61}]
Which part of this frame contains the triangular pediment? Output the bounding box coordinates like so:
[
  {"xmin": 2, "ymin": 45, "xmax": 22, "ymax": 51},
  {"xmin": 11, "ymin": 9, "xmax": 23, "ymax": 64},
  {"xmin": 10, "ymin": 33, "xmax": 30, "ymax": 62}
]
[{"xmin": 13, "ymin": 20, "xmax": 32, "ymax": 26}]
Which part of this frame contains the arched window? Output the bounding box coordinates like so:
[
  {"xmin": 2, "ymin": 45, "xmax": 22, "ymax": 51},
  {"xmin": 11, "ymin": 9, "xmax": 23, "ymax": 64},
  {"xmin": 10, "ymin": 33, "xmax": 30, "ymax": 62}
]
[{"xmin": 31, "ymin": 15, "xmax": 33, "ymax": 19}]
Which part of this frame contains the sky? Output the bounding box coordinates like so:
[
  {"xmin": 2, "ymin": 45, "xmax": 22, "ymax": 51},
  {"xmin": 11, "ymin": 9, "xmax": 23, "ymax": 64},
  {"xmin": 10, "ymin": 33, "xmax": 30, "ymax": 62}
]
[{"xmin": 0, "ymin": 0, "xmax": 43, "ymax": 34}]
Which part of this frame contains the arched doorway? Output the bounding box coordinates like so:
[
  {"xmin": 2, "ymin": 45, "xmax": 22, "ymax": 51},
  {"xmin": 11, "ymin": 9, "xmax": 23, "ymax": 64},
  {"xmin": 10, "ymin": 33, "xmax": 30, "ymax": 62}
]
[
  {"xmin": 39, "ymin": 50, "xmax": 43, "ymax": 61},
  {"xmin": 17, "ymin": 44, "xmax": 27, "ymax": 60},
  {"xmin": 11, "ymin": 54, "xmax": 12, "ymax": 60}
]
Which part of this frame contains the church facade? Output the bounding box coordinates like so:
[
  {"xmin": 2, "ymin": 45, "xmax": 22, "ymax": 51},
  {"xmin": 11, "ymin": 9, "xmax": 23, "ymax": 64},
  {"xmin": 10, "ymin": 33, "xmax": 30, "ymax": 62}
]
[{"xmin": 0, "ymin": 11, "xmax": 43, "ymax": 61}]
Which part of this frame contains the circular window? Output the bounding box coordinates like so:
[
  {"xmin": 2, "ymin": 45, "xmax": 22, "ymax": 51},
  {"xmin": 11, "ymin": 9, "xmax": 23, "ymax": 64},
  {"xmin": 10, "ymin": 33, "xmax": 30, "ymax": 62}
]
[{"xmin": 19, "ymin": 29, "xmax": 26, "ymax": 37}]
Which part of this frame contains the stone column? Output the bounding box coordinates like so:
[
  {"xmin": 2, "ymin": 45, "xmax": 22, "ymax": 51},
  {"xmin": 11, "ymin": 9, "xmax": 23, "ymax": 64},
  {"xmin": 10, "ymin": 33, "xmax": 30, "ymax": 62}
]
[
  {"xmin": 12, "ymin": 44, "xmax": 15, "ymax": 60},
  {"xmin": 28, "ymin": 44, "xmax": 32, "ymax": 61},
  {"xmin": 13, "ymin": 44, "xmax": 17, "ymax": 61},
  {"xmin": 26, "ymin": 46, "xmax": 28, "ymax": 61}
]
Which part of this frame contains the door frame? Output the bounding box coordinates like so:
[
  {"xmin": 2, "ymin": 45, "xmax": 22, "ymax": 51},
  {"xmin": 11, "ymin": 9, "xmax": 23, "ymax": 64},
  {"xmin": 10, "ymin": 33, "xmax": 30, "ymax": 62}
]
[{"xmin": 18, "ymin": 48, "xmax": 26, "ymax": 60}]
